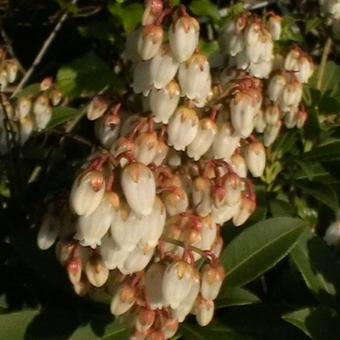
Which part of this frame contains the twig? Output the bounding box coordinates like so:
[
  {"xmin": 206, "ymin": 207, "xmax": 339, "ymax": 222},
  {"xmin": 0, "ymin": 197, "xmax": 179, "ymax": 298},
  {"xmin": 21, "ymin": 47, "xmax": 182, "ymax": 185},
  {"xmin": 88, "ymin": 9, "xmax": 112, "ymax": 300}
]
[
  {"xmin": 11, "ymin": 0, "xmax": 78, "ymax": 98},
  {"xmin": 162, "ymin": 237, "xmax": 206, "ymax": 256},
  {"xmin": 317, "ymin": 37, "xmax": 332, "ymax": 91}
]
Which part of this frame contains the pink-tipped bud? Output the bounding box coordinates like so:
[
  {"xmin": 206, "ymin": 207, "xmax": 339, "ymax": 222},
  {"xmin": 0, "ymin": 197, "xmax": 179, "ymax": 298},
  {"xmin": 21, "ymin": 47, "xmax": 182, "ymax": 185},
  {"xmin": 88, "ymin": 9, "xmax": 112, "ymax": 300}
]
[
  {"xmin": 243, "ymin": 141, "xmax": 266, "ymax": 178},
  {"xmin": 87, "ymin": 96, "xmax": 110, "ymax": 121},
  {"xmin": 85, "ymin": 256, "xmax": 109, "ymax": 287},
  {"xmin": 138, "ymin": 24, "xmax": 164, "ymax": 60},
  {"xmin": 200, "ymin": 264, "xmax": 225, "ymax": 300},
  {"xmin": 110, "ymin": 284, "xmax": 136, "ymax": 316},
  {"xmin": 136, "ymin": 308, "xmax": 155, "ymax": 332},
  {"xmin": 194, "ymin": 297, "xmax": 215, "ymax": 327},
  {"xmin": 40, "ymin": 77, "xmax": 53, "ymax": 91}
]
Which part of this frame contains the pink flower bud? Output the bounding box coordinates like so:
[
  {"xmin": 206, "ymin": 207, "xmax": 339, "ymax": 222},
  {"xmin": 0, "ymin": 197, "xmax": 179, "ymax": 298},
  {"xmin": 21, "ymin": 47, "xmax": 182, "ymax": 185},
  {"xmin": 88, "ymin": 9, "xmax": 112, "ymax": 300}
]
[
  {"xmin": 232, "ymin": 194, "xmax": 256, "ymax": 226},
  {"xmin": 194, "ymin": 297, "xmax": 214, "ymax": 326},
  {"xmin": 147, "ymin": 330, "xmax": 166, "ymax": 340},
  {"xmin": 244, "ymin": 141, "xmax": 266, "ymax": 178},
  {"xmin": 67, "ymin": 257, "xmax": 82, "ymax": 285},
  {"xmin": 150, "ymin": 45, "xmax": 179, "ymax": 89},
  {"xmin": 200, "ymin": 264, "xmax": 225, "ymax": 300},
  {"xmin": 37, "ymin": 209, "xmax": 59, "ymax": 250},
  {"xmin": 142, "ymin": 0, "xmax": 164, "ymax": 26},
  {"xmin": 94, "ymin": 115, "xmax": 120, "ymax": 149},
  {"xmin": 279, "ymin": 78, "xmax": 302, "ymax": 111},
  {"xmin": 152, "ymin": 138, "xmax": 169, "ymax": 166},
  {"xmin": 267, "ymin": 14, "xmax": 282, "ymax": 40},
  {"xmin": 230, "ymin": 153, "xmax": 248, "ymax": 178},
  {"xmin": 110, "ymin": 284, "xmax": 136, "ymax": 316},
  {"xmin": 50, "ymin": 89, "xmax": 63, "ymax": 106},
  {"xmin": 264, "ymin": 120, "xmax": 282, "ymax": 146},
  {"xmin": 70, "ymin": 170, "xmax": 106, "ymax": 216},
  {"xmin": 169, "ymin": 15, "xmax": 200, "ymax": 62},
  {"xmin": 161, "ymin": 186, "xmax": 189, "ymax": 216},
  {"xmin": 121, "ymin": 162, "xmax": 156, "ymax": 216},
  {"xmin": 138, "ymin": 24, "xmax": 163, "ymax": 60},
  {"xmin": 161, "ymin": 315, "xmax": 179, "ymax": 339},
  {"xmin": 85, "ymin": 256, "xmax": 109, "ymax": 287},
  {"xmin": 264, "ymin": 104, "xmax": 281, "ymax": 125},
  {"xmin": 5, "ymin": 60, "xmax": 18, "ymax": 83},
  {"xmin": 40, "ymin": 77, "xmax": 53, "ymax": 91},
  {"xmin": 167, "ymin": 106, "xmax": 199, "ymax": 151},
  {"xmin": 136, "ymin": 308, "xmax": 155, "ymax": 332},
  {"xmin": 87, "ymin": 96, "xmax": 109, "ymax": 121},
  {"xmin": 150, "ymin": 80, "xmax": 180, "ymax": 124},
  {"xmin": 223, "ymin": 173, "xmax": 242, "ymax": 207},
  {"xmin": 134, "ymin": 131, "xmax": 158, "ymax": 165},
  {"xmin": 33, "ymin": 94, "xmax": 52, "ymax": 130},
  {"xmin": 267, "ymin": 73, "xmax": 287, "ymax": 103},
  {"xmin": 192, "ymin": 177, "xmax": 212, "ymax": 217}
]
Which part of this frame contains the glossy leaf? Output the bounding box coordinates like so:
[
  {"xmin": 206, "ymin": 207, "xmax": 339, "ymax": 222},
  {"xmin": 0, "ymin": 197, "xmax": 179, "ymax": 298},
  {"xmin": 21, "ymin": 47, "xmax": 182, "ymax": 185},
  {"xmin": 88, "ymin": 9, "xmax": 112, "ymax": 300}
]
[
  {"xmin": 290, "ymin": 229, "xmax": 340, "ymax": 309},
  {"xmin": 181, "ymin": 322, "xmax": 250, "ymax": 340},
  {"xmin": 57, "ymin": 52, "xmax": 118, "ymax": 99},
  {"xmin": 15, "ymin": 84, "xmax": 41, "ymax": 99},
  {"xmin": 216, "ymin": 286, "xmax": 260, "ymax": 309},
  {"xmin": 190, "ymin": 0, "xmax": 220, "ymax": 22},
  {"xmin": 221, "ymin": 218, "xmax": 307, "ymax": 287},
  {"xmin": 47, "ymin": 107, "xmax": 83, "ymax": 129},
  {"xmin": 295, "ymin": 181, "xmax": 339, "ymax": 212},
  {"xmin": 283, "ymin": 307, "xmax": 340, "ymax": 340},
  {"xmin": 302, "ymin": 142, "xmax": 340, "ymax": 162}
]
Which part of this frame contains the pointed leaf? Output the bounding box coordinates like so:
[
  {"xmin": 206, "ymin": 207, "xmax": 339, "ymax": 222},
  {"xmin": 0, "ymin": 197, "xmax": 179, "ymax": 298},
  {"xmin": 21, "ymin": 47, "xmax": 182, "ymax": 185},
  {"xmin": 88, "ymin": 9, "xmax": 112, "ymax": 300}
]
[
  {"xmin": 181, "ymin": 322, "xmax": 251, "ymax": 340},
  {"xmin": 47, "ymin": 107, "xmax": 83, "ymax": 129},
  {"xmin": 216, "ymin": 286, "xmax": 260, "ymax": 309},
  {"xmin": 283, "ymin": 307, "xmax": 340, "ymax": 340},
  {"xmin": 221, "ymin": 217, "xmax": 307, "ymax": 287},
  {"xmin": 290, "ymin": 229, "xmax": 340, "ymax": 309}
]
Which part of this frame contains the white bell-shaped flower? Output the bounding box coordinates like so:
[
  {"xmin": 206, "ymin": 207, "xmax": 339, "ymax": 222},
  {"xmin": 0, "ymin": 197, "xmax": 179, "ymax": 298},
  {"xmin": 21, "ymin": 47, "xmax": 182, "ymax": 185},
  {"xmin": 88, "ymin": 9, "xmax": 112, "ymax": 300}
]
[
  {"xmin": 121, "ymin": 162, "xmax": 156, "ymax": 216},
  {"xmin": 150, "ymin": 80, "xmax": 180, "ymax": 124},
  {"xmin": 120, "ymin": 242, "xmax": 155, "ymax": 275},
  {"xmin": 192, "ymin": 177, "xmax": 212, "ymax": 217},
  {"xmin": 264, "ymin": 120, "xmax": 282, "ymax": 146},
  {"xmin": 173, "ymin": 275, "xmax": 200, "ymax": 322},
  {"xmin": 187, "ymin": 118, "xmax": 217, "ymax": 161},
  {"xmin": 99, "ymin": 235, "xmax": 129, "ymax": 270},
  {"xmin": 16, "ymin": 97, "xmax": 32, "ymax": 120},
  {"xmin": 150, "ymin": 45, "xmax": 180, "ymax": 89},
  {"xmin": 75, "ymin": 192, "xmax": 119, "ymax": 248},
  {"xmin": 87, "ymin": 96, "xmax": 109, "ymax": 120},
  {"xmin": 267, "ymin": 73, "xmax": 287, "ymax": 103},
  {"xmin": 267, "ymin": 14, "xmax": 282, "ymax": 40},
  {"xmin": 167, "ymin": 106, "xmax": 199, "ymax": 151},
  {"xmin": 140, "ymin": 197, "xmax": 166, "ymax": 247},
  {"xmin": 162, "ymin": 261, "xmax": 195, "ymax": 309},
  {"xmin": 233, "ymin": 194, "xmax": 256, "ymax": 226},
  {"xmin": 169, "ymin": 15, "xmax": 199, "ymax": 62},
  {"xmin": 178, "ymin": 53, "xmax": 211, "ymax": 102},
  {"xmin": 230, "ymin": 153, "xmax": 248, "ymax": 178},
  {"xmin": 110, "ymin": 203, "xmax": 147, "ymax": 251},
  {"xmin": 70, "ymin": 170, "xmax": 106, "ymax": 216},
  {"xmin": 210, "ymin": 122, "xmax": 240, "ymax": 161},
  {"xmin": 94, "ymin": 115, "xmax": 120, "ymax": 149}
]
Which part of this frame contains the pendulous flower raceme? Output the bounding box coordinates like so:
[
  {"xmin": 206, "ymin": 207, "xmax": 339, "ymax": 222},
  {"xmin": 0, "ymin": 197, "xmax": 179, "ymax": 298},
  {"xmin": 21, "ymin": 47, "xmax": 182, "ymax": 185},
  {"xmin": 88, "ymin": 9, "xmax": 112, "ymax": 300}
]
[{"xmin": 37, "ymin": 2, "xmax": 314, "ymax": 339}]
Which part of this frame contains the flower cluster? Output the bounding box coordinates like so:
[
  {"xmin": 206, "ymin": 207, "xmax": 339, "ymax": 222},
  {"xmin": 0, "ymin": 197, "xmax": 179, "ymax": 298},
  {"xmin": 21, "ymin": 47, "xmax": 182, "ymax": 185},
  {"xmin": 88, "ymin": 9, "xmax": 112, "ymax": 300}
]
[
  {"xmin": 0, "ymin": 75, "xmax": 63, "ymax": 153},
  {"xmin": 37, "ymin": 2, "xmax": 314, "ymax": 339}
]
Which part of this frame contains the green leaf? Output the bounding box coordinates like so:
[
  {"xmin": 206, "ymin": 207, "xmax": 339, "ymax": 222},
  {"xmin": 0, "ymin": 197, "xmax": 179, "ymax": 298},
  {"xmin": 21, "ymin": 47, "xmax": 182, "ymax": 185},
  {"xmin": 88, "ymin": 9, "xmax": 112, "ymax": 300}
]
[
  {"xmin": 280, "ymin": 16, "xmax": 303, "ymax": 43},
  {"xmin": 57, "ymin": 52, "xmax": 118, "ymax": 99},
  {"xmin": 189, "ymin": 0, "xmax": 220, "ymax": 22},
  {"xmin": 295, "ymin": 181, "xmax": 339, "ymax": 212},
  {"xmin": 290, "ymin": 229, "xmax": 340, "ymax": 309},
  {"xmin": 283, "ymin": 307, "xmax": 340, "ymax": 340},
  {"xmin": 269, "ymin": 199, "xmax": 296, "ymax": 217},
  {"xmin": 305, "ymin": 17, "xmax": 323, "ymax": 34},
  {"xmin": 216, "ymin": 286, "xmax": 260, "ymax": 309},
  {"xmin": 317, "ymin": 61, "xmax": 340, "ymax": 97},
  {"xmin": 199, "ymin": 40, "xmax": 219, "ymax": 57},
  {"xmin": 108, "ymin": 3, "xmax": 143, "ymax": 33},
  {"xmin": 15, "ymin": 83, "xmax": 41, "ymax": 99},
  {"xmin": 0, "ymin": 309, "xmax": 128, "ymax": 340},
  {"xmin": 221, "ymin": 217, "xmax": 307, "ymax": 287},
  {"xmin": 181, "ymin": 322, "xmax": 251, "ymax": 340},
  {"xmin": 47, "ymin": 107, "xmax": 83, "ymax": 129},
  {"xmin": 302, "ymin": 142, "xmax": 340, "ymax": 162}
]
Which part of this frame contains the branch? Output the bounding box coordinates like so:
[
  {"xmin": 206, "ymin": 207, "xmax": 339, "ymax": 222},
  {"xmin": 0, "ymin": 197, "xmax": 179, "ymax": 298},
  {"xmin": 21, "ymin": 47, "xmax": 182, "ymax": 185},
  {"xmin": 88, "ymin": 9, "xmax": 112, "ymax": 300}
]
[{"xmin": 11, "ymin": 0, "xmax": 79, "ymax": 98}]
